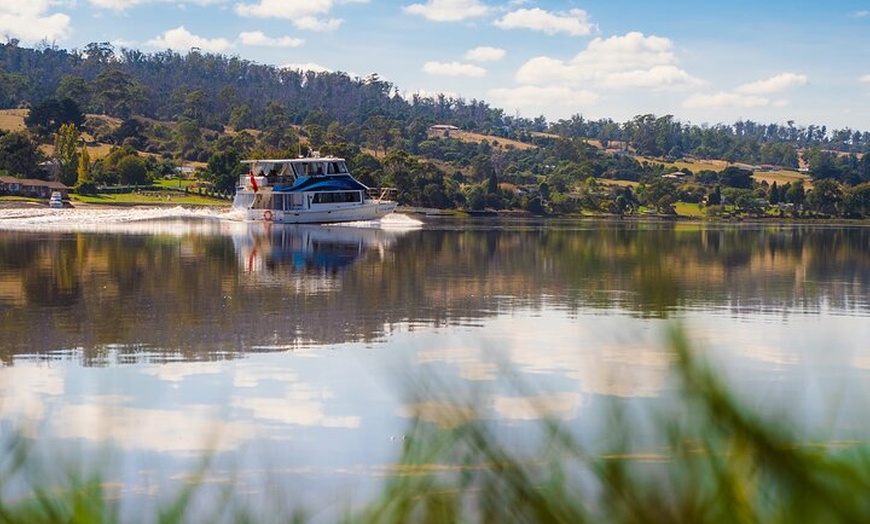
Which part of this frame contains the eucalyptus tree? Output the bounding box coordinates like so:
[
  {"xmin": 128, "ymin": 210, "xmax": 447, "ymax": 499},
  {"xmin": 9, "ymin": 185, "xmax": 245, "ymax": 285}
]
[{"xmin": 54, "ymin": 122, "xmax": 80, "ymax": 186}]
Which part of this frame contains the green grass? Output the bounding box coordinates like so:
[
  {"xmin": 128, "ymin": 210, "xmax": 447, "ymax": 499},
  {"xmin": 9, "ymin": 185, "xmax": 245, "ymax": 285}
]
[
  {"xmin": 72, "ymin": 191, "xmax": 229, "ymax": 207},
  {"xmin": 1, "ymin": 326, "xmax": 868, "ymax": 523},
  {"xmin": 674, "ymin": 201, "xmax": 705, "ymax": 217}
]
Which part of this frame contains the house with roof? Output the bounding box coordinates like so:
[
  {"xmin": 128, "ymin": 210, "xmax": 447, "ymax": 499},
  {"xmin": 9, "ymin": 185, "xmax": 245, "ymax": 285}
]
[{"xmin": 0, "ymin": 176, "xmax": 69, "ymax": 199}]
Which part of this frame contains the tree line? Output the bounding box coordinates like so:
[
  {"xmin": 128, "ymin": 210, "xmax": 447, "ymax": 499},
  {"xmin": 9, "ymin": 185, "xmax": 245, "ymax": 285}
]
[{"xmin": 0, "ymin": 40, "xmax": 868, "ymax": 219}]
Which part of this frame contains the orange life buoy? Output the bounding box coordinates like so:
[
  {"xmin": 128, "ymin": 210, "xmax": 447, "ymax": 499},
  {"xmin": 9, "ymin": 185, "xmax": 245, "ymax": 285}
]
[{"xmin": 263, "ymin": 210, "xmax": 273, "ymax": 221}]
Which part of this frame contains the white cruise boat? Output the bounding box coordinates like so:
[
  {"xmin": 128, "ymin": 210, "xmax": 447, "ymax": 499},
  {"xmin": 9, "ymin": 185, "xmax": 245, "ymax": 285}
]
[{"xmin": 231, "ymin": 154, "xmax": 398, "ymax": 224}]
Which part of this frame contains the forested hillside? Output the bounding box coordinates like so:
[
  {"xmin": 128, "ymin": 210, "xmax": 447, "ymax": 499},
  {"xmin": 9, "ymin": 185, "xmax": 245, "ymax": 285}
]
[{"xmin": 1, "ymin": 41, "xmax": 869, "ymax": 218}]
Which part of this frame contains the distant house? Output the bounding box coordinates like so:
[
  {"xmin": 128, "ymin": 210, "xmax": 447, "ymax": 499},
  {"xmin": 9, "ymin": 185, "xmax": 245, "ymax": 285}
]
[
  {"xmin": 429, "ymin": 124, "xmax": 460, "ymax": 131},
  {"xmin": 662, "ymin": 171, "xmax": 688, "ymax": 179},
  {"xmin": 0, "ymin": 176, "xmax": 69, "ymax": 199},
  {"xmin": 175, "ymin": 165, "xmax": 196, "ymax": 178}
]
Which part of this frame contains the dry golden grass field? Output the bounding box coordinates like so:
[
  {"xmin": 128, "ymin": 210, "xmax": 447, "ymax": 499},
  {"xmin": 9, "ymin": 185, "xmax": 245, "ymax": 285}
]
[{"xmin": 0, "ymin": 109, "xmax": 26, "ymax": 132}]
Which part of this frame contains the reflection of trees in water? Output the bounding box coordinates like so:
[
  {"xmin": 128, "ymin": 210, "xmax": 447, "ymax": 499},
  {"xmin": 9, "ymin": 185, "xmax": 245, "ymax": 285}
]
[
  {"xmin": 0, "ymin": 223, "xmax": 867, "ymax": 362},
  {"xmin": 22, "ymin": 235, "xmax": 82, "ymax": 307}
]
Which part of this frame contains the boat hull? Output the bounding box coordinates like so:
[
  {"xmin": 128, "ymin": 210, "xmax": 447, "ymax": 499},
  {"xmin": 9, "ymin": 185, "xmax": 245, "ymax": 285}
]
[{"xmin": 239, "ymin": 201, "xmax": 398, "ymax": 224}]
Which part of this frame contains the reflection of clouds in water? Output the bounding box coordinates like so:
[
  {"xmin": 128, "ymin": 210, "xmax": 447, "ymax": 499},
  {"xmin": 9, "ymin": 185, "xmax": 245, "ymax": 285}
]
[
  {"xmin": 417, "ymin": 347, "xmax": 498, "ymax": 381},
  {"xmin": 140, "ymin": 361, "xmax": 227, "ymax": 382},
  {"xmin": 685, "ymin": 321, "xmax": 799, "ymax": 367},
  {"xmin": 51, "ymin": 404, "xmax": 254, "ymax": 453},
  {"xmin": 417, "ymin": 315, "xmax": 671, "ymax": 399},
  {"xmin": 229, "ymin": 362, "xmax": 360, "ymax": 428},
  {"xmin": 491, "ymin": 392, "xmax": 584, "ymax": 421},
  {"xmin": 140, "ymin": 360, "xmax": 360, "ymax": 429},
  {"xmin": 232, "ymin": 365, "xmax": 300, "ymax": 388},
  {"xmin": 0, "ymin": 365, "xmax": 65, "ymax": 433},
  {"xmin": 399, "ymin": 401, "xmax": 476, "ymax": 429},
  {"xmin": 233, "ymin": 382, "xmax": 360, "ymax": 428}
]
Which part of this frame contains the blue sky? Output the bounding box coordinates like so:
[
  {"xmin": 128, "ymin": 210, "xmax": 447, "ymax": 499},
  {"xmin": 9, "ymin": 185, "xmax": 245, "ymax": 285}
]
[{"xmin": 3, "ymin": 0, "xmax": 869, "ymax": 131}]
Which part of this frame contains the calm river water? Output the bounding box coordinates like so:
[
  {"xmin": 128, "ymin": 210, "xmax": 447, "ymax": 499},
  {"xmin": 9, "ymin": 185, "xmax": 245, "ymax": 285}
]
[{"xmin": 1, "ymin": 207, "xmax": 868, "ymax": 519}]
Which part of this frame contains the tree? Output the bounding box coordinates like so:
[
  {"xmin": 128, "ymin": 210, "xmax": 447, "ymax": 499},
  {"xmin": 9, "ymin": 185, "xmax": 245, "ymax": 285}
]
[
  {"xmin": 806, "ymin": 179, "xmax": 844, "ymax": 216},
  {"xmin": 116, "ymin": 155, "xmax": 148, "ymax": 185},
  {"xmin": 844, "ymin": 183, "xmax": 870, "ymax": 218},
  {"xmin": 229, "ymin": 104, "xmax": 254, "ymax": 130},
  {"xmin": 363, "ymin": 115, "xmax": 392, "ymax": 156},
  {"xmin": 77, "ymin": 145, "xmax": 91, "ymax": 185},
  {"xmin": 785, "ymin": 181, "xmax": 805, "ymax": 207},
  {"xmin": 768, "ymin": 181, "xmax": 780, "ymax": 204},
  {"xmin": 0, "ymin": 69, "xmax": 29, "ymax": 107},
  {"xmin": 55, "ymin": 76, "xmax": 91, "ymax": 111},
  {"xmin": 638, "ymin": 177, "xmax": 678, "ymax": 214},
  {"xmin": 206, "ymin": 148, "xmax": 242, "ymax": 193},
  {"xmin": 25, "ymin": 98, "xmax": 84, "ymax": 137},
  {"xmin": 173, "ymin": 118, "xmax": 203, "ymax": 159},
  {"xmin": 718, "ymin": 166, "xmax": 754, "ymax": 189},
  {"xmin": 91, "ymin": 68, "xmax": 147, "ymax": 118},
  {"xmin": 803, "ymin": 148, "xmax": 840, "ymax": 181},
  {"xmin": 54, "ymin": 123, "xmax": 80, "ymax": 186},
  {"xmin": 0, "ymin": 130, "xmax": 44, "ymax": 178}
]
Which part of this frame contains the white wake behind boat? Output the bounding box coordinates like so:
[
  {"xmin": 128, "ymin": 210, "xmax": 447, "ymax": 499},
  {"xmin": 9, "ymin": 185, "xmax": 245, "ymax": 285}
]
[{"xmin": 232, "ymin": 153, "xmax": 398, "ymax": 224}]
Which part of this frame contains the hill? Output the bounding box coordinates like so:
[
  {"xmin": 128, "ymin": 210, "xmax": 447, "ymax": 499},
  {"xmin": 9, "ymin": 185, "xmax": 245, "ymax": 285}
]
[{"xmin": 1, "ymin": 42, "xmax": 868, "ymax": 218}]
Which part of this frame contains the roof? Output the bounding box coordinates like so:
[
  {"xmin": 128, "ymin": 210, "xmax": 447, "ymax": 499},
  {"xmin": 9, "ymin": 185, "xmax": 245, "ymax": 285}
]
[
  {"xmin": 242, "ymin": 156, "xmax": 344, "ymax": 164},
  {"xmin": 275, "ymin": 174, "xmax": 368, "ymax": 193},
  {"xmin": 0, "ymin": 176, "xmax": 67, "ymax": 189}
]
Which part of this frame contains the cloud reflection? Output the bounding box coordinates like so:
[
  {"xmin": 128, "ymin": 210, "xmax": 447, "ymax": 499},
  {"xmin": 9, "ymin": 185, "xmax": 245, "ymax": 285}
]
[{"xmin": 51, "ymin": 404, "xmax": 254, "ymax": 453}]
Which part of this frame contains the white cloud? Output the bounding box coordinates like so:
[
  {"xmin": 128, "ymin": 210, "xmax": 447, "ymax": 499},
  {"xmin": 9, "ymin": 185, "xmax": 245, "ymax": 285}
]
[
  {"xmin": 683, "ymin": 73, "xmax": 806, "ymax": 112},
  {"xmin": 235, "ymin": 0, "xmax": 364, "ymax": 30},
  {"xmin": 0, "ymin": 1, "xmax": 70, "ymax": 43},
  {"xmin": 423, "ymin": 60, "xmax": 486, "ymax": 77},
  {"xmin": 853, "ymin": 10, "xmax": 870, "ymax": 18},
  {"xmin": 239, "ymin": 31, "xmax": 305, "ymax": 47},
  {"xmin": 403, "ymin": 0, "xmax": 490, "ymax": 22},
  {"xmin": 573, "ymin": 32, "xmax": 676, "ymax": 73},
  {"xmin": 145, "ymin": 26, "xmax": 233, "ymax": 52},
  {"xmin": 683, "ymin": 91, "xmax": 769, "ymax": 109},
  {"xmin": 859, "ymin": 74, "xmax": 870, "ymax": 84},
  {"xmin": 735, "ymin": 73, "xmax": 807, "ymax": 95},
  {"xmin": 465, "ymin": 46, "xmax": 505, "ymax": 62},
  {"xmin": 293, "ymin": 16, "xmax": 343, "ymax": 31},
  {"xmin": 87, "ymin": 0, "xmax": 223, "ymax": 10},
  {"xmin": 600, "ymin": 65, "xmax": 707, "ymax": 89},
  {"xmin": 488, "ymin": 85, "xmax": 599, "ymax": 112},
  {"xmin": 514, "ymin": 32, "xmax": 704, "ymax": 91},
  {"xmin": 494, "ymin": 8, "xmax": 594, "ymax": 36}
]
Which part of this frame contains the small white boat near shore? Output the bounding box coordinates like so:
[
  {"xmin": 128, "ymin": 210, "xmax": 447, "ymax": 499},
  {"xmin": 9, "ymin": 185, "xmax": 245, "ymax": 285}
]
[
  {"xmin": 49, "ymin": 191, "xmax": 64, "ymax": 209},
  {"xmin": 232, "ymin": 153, "xmax": 398, "ymax": 224}
]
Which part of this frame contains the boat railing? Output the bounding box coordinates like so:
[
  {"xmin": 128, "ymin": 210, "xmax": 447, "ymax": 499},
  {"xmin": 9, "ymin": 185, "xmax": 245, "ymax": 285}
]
[{"xmin": 369, "ymin": 187, "xmax": 397, "ymax": 202}]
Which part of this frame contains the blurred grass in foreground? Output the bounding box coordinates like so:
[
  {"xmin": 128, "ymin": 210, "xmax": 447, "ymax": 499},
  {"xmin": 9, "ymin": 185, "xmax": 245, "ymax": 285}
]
[{"xmin": 2, "ymin": 326, "xmax": 869, "ymax": 523}]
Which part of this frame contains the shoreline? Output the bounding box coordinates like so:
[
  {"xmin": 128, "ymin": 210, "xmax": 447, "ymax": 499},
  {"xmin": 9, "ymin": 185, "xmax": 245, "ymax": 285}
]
[{"xmin": 2, "ymin": 199, "xmax": 868, "ymax": 225}]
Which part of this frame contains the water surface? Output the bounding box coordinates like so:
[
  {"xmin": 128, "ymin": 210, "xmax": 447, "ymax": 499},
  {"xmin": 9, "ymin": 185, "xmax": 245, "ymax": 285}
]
[{"xmin": 1, "ymin": 208, "xmax": 868, "ymax": 518}]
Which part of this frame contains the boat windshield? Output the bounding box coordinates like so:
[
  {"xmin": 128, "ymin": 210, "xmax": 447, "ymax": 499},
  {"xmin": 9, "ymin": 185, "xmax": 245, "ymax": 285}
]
[{"xmin": 292, "ymin": 161, "xmax": 348, "ymax": 177}]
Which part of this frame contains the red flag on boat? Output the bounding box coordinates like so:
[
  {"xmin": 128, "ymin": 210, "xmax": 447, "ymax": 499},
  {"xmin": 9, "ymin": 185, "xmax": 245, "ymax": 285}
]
[{"xmin": 249, "ymin": 170, "xmax": 258, "ymax": 192}]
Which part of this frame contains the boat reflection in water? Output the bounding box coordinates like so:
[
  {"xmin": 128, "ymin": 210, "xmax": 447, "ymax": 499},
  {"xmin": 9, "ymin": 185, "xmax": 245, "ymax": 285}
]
[{"xmin": 231, "ymin": 220, "xmax": 410, "ymax": 278}]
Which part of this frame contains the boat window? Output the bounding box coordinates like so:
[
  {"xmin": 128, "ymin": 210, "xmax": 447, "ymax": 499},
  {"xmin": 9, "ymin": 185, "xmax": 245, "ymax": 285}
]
[{"xmin": 311, "ymin": 191, "xmax": 362, "ymax": 204}]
